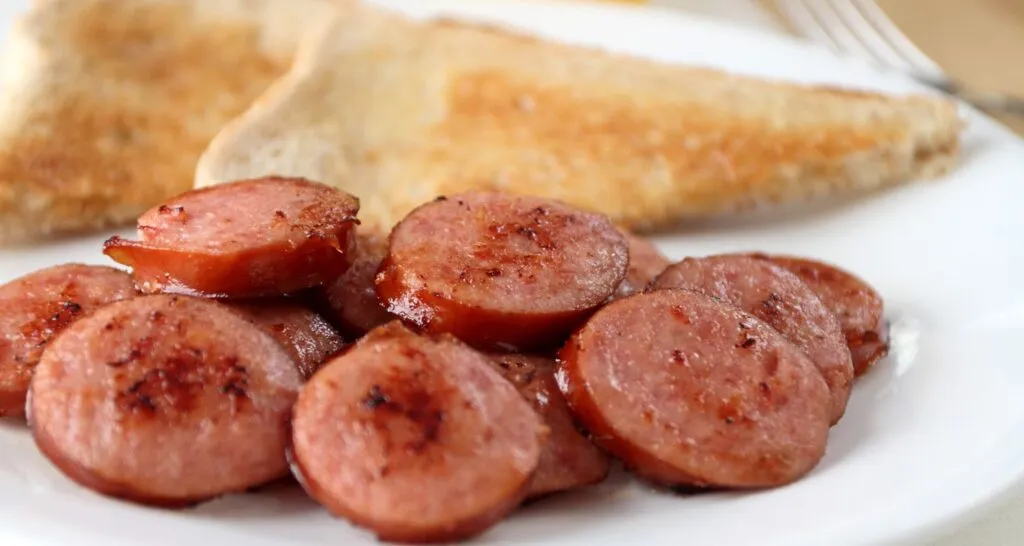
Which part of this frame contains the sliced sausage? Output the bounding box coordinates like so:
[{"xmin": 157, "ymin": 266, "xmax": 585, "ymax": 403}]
[
  {"xmin": 489, "ymin": 354, "xmax": 610, "ymax": 499},
  {"xmin": 321, "ymin": 230, "xmax": 395, "ymax": 337},
  {"xmin": 557, "ymin": 289, "xmax": 831, "ymax": 489},
  {"xmin": 376, "ymin": 192, "xmax": 628, "ymax": 351},
  {"xmin": 291, "ymin": 322, "xmax": 547, "ymax": 543},
  {"xmin": 744, "ymin": 253, "xmax": 889, "ymax": 376},
  {"xmin": 226, "ymin": 299, "xmax": 345, "ymax": 380},
  {"xmin": 29, "ymin": 295, "xmax": 302, "ymax": 507},
  {"xmin": 650, "ymin": 255, "xmax": 853, "ymax": 425},
  {"xmin": 0, "ymin": 264, "xmax": 136, "ymax": 418},
  {"xmin": 103, "ymin": 177, "xmax": 359, "ymax": 298},
  {"xmin": 612, "ymin": 229, "xmax": 671, "ymax": 299}
]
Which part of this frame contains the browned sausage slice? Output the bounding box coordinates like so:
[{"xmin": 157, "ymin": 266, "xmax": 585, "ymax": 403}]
[
  {"xmin": 0, "ymin": 264, "xmax": 136, "ymax": 418},
  {"xmin": 557, "ymin": 289, "xmax": 831, "ymax": 489},
  {"xmin": 321, "ymin": 230, "xmax": 395, "ymax": 337},
  {"xmin": 376, "ymin": 192, "xmax": 628, "ymax": 351},
  {"xmin": 291, "ymin": 322, "xmax": 546, "ymax": 543},
  {"xmin": 226, "ymin": 299, "xmax": 346, "ymax": 380},
  {"xmin": 744, "ymin": 253, "xmax": 889, "ymax": 376},
  {"xmin": 613, "ymin": 229, "xmax": 672, "ymax": 299},
  {"xmin": 29, "ymin": 295, "xmax": 302, "ymax": 507},
  {"xmin": 489, "ymin": 354, "xmax": 610, "ymax": 499},
  {"xmin": 103, "ymin": 177, "xmax": 359, "ymax": 298},
  {"xmin": 651, "ymin": 255, "xmax": 853, "ymax": 425}
]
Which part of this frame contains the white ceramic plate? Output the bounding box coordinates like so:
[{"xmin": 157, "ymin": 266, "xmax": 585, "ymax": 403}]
[{"xmin": 2, "ymin": 1, "xmax": 1023, "ymax": 545}]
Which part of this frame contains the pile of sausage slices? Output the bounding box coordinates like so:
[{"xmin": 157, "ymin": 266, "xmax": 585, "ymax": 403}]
[{"xmin": 0, "ymin": 177, "xmax": 890, "ymax": 543}]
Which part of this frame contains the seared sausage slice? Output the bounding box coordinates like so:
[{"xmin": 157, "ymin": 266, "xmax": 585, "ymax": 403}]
[
  {"xmin": 321, "ymin": 230, "xmax": 395, "ymax": 337},
  {"xmin": 489, "ymin": 354, "xmax": 610, "ymax": 499},
  {"xmin": 376, "ymin": 192, "xmax": 628, "ymax": 351},
  {"xmin": 557, "ymin": 290, "xmax": 831, "ymax": 489},
  {"xmin": 651, "ymin": 255, "xmax": 853, "ymax": 425},
  {"xmin": 29, "ymin": 295, "xmax": 302, "ymax": 507},
  {"xmin": 745, "ymin": 254, "xmax": 889, "ymax": 376},
  {"xmin": 104, "ymin": 177, "xmax": 359, "ymax": 298},
  {"xmin": 291, "ymin": 322, "xmax": 546, "ymax": 543},
  {"xmin": 0, "ymin": 264, "xmax": 136, "ymax": 418},
  {"xmin": 226, "ymin": 300, "xmax": 345, "ymax": 380},
  {"xmin": 612, "ymin": 229, "xmax": 671, "ymax": 299}
]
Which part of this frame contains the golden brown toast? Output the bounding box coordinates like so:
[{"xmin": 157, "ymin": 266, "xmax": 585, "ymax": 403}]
[
  {"xmin": 0, "ymin": 0, "xmax": 341, "ymax": 245},
  {"xmin": 196, "ymin": 3, "xmax": 962, "ymax": 234}
]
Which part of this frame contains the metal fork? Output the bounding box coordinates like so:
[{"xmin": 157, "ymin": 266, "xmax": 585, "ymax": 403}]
[{"xmin": 775, "ymin": 0, "xmax": 1024, "ymax": 116}]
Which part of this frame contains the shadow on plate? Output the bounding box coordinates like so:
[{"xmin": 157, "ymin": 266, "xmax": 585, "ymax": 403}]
[
  {"xmin": 0, "ymin": 416, "xmax": 27, "ymax": 430},
  {"xmin": 192, "ymin": 476, "xmax": 321, "ymax": 520}
]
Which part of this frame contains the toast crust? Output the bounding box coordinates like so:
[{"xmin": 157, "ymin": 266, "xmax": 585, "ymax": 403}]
[
  {"xmin": 196, "ymin": 4, "xmax": 962, "ymax": 233},
  {"xmin": 0, "ymin": 0, "xmax": 340, "ymax": 245}
]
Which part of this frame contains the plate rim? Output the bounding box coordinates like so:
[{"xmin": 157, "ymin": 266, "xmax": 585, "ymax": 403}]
[{"xmin": 1, "ymin": 1, "xmax": 1023, "ymax": 545}]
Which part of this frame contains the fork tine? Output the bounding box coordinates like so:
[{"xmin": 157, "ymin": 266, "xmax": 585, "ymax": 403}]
[
  {"xmin": 828, "ymin": 0, "xmax": 915, "ymax": 72},
  {"xmin": 851, "ymin": 0, "xmax": 946, "ymax": 79},
  {"xmin": 776, "ymin": 0, "xmax": 877, "ymax": 62},
  {"xmin": 774, "ymin": 1, "xmax": 844, "ymax": 52}
]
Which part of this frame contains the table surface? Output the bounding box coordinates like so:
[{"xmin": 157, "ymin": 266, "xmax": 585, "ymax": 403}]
[{"xmin": 648, "ymin": 4, "xmax": 1024, "ymax": 544}]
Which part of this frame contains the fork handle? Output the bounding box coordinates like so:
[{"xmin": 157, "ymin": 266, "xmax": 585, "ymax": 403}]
[{"xmin": 924, "ymin": 77, "xmax": 1024, "ymax": 116}]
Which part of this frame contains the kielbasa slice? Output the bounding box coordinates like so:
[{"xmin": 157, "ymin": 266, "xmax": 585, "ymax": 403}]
[
  {"xmin": 321, "ymin": 230, "xmax": 395, "ymax": 337},
  {"xmin": 226, "ymin": 300, "xmax": 345, "ymax": 380},
  {"xmin": 745, "ymin": 253, "xmax": 889, "ymax": 376},
  {"xmin": 651, "ymin": 255, "xmax": 853, "ymax": 425},
  {"xmin": 612, "ymin": 229, "xmax": 671, "ymax": 299},
  {"xmin": 29, "ymin": 295, "xmax": 302, "ymax": 507},
  {"xmin": 0, "ymin": 264, "xmax": 136, "ymax": 418},
  {"xmin": 376, "ymin": 192, "xmax": 628, "ymax": 351},
  {"xmin": 489, "ymin": 354, "xmax": 610, "ymax": 499},
  {"xmin": 557, "ymin": 289, "xmax": 831, "ymax": 489},
  {"xmin": 103, "ymin": 177, "xmax": 359, "ymax": 298},
  {"xmin": 291, "ymin": 322, "xmax": 546, "ymax": 543}
]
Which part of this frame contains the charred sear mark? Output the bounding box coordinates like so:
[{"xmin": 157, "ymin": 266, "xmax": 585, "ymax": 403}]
[
  {"xmin": 485, "ymin": 268, "xmax": 502, "ymax": 278},
  {"xmin": 218, "ymin": 364, "xmax": 250, "ymax": 408},
  {"xmin": 407, "ymin": 407, "xmax": 445, "ymax": 454},
  {"xmin": 363, "ymin": 382, "xmax": 446, "ymax": 455},
  {"xmin": 107, "ymin": 335, "xmax": 155, "ymax": 367},
  {"xmin": 362, "ymin": 384, "xmax": 390, "ymax": 409},
  {"xmin": 115, "ymin": 349, "xmax": 248, "ymax": 415},
  {"xmin": 434, "ymin": 195, "xmax": 448, "ymax": 202},
  {"xmin": 107, "ymin": 347, "xmax": 142, "ymax": 368},
  {"xmin": 486, "ymin": 220, "xmax": 557, "ymax": 250},
  {"xmin": 763, "ymin": 351, "xmax": 780, "ymax": 376},
  {"xmin": 38, "ymin": 301, "xmax": 85, "ymax": 343},
  {"xmin": 669, "ymin": 305, "xmax": 691, "ymax": 323},
  {"xmin": 737, "ymin": 335, "xmax": 757, "ymax": 349},
  {"xmin": 157, "ymin": 205, "xmax": 188, "ymax": 221},
  {"xmin": 717, "ymin": 400, "xmax": 744, "ymax": 425},
  {"xmin": 671, "ymin": 349, "xmax": 688, "ymax": 364},
  {"xmin": 274, "ymin": 210, "xmax": 287, "ymax": 220},
  {"xmin": 760, "ymin": 292, "xmax": 785, "ymax": 318}
]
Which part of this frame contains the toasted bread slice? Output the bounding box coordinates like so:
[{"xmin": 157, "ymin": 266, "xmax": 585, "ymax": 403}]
[
  {"xmin": 196, "ymin": 4, "xmax": 962, "ymax": 234},
  {"xmin": 0, "ymin": 0, "xmax": 342, "ymax": 245}
]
